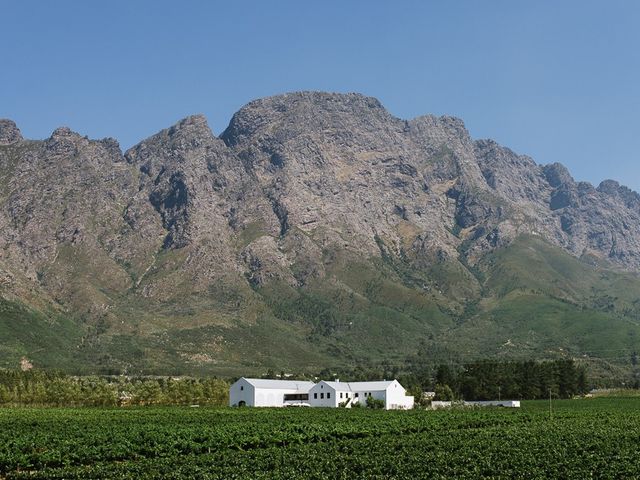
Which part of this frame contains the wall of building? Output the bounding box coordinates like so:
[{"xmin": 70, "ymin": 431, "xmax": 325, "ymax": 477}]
[
  {"xmin": 308, "ymin": 382, "xmax": 338, "ymax": 407},
  {"xmin": 335, "ymin": 389, "xmax": 357, "ymax": 406},
  {"xmin": 254, "ymin": 388, "xmax": 292, "ymax": 407},
  {"xmin": 229, "ymin": 379, "xmax": 255, "ymax": 407},
  {"xmin": 383, "ymin": 381, "xmax": 414, "ymax": 410},
  {"xmin": 351, "ymin": 389, "xmax": 385, "ymax": 407}
]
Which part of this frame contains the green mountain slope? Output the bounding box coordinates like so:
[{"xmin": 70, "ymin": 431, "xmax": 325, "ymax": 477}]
[{"xmin": 2, "ymin": 233, "xmax": 639, "ymax": 378}]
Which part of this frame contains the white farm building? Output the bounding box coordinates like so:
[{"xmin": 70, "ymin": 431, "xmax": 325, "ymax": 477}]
[
  {"xmin": 229, "ymin": 378, "xmax": 315, "ymax": 407},
  {"xmin": 229, "ymin": 378, "xmax": 414, "ymax": 410},
  {"xmin": 308, "ymin": 380, "xmax": 414, "ymax": 410}
]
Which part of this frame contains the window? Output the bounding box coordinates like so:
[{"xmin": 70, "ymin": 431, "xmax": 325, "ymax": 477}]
[
  {"xmin": 340, "ymin": 392, "xmax": 343, "ymax": 399},
  {"xmin": 355, "ymin": 393, "xmax": 359, "ymax": 398},
  {"xmin": 240, "ymin": 386, "xmax": 244, "ymax": 391},
  {"xmin": 321, "ymin": 393, "xmax": 324, "ymax": 399},
  {"xmin": 327, "ymin": 392, "xmax": 331, "ymax": 399},
  {"xmin": 346, "ymin": 393, "xmax": 349, "ymax": 398},
  {"xmin": 314, "ymin": 393, "xmax": 318, "ymax": 399},
  {"xmin": 284, "ymin": 393, "xmax": 309, "ymax": 401}
]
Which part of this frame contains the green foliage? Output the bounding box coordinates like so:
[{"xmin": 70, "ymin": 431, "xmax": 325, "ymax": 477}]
[
  {"xmin": 429, "ymin": 359, "xmax": 588, "ymax": 401},
  {"xmin": 0, "ymin": 369, "xmax": 228, "ymax": 407},
  {"xmin": 406, "ymin": 384, "xmax": 426, "ymax": 407},
  {"xmin": 365, "ymin": 395, "xmax": 385, "ymax": 409},
  {"xmin": 434, "ymin": 383, "xmax": 456, "ymax": 401}
]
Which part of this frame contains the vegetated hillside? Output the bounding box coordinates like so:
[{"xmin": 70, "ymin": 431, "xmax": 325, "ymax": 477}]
[{"xmin": 0, "ymin": 92, "xmax": 639, "ymax": 377}]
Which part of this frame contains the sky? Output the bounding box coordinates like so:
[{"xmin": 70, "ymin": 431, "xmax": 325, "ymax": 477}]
[{"xmin": 2, "ymin": 0, "xmax": 639, "ymax": 191}]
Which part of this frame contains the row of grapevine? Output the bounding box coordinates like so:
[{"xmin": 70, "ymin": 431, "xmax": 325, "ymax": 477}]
[{"xmin": 1, "ymin": 398, "xmax": 640, "ymax": 478}]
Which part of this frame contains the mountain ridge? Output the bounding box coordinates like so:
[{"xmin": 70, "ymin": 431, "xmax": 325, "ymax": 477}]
[{"xmin": 1, "ymin": 91, "xmax": 639, "ymax": 377}]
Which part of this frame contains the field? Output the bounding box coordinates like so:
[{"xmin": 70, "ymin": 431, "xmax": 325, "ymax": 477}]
[{"xmin": 2, "ymin": 398, "xmax": 640, "ymax": 479}]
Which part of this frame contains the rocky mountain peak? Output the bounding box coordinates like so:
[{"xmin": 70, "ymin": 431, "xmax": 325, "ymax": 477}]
[
  {"xmin": 598, "ymin": 179, "xmax": 622, "ymax": 194},
  {"xmin": 167, "ymin": 114, "xmax": 211, "ymax": 138},
  {"xmin": 221, "ymin": 91, "xmax": 398, "ymax": 149},
  {"xmin": 598, "ymin": 179, "xmax": 640, "ymax": 210},
  {"xmin": 0, "ymin": 119, "xmax": 23, "ymax": 145},
  {"xmin": 543, "ymin": 162, "xmax": 575, "ymax": 188},
  {"xmin": 409, "ymin": 114, "xmax": 470, "ymax": 141},
  {"xmin": 98, "ymin": 137, "xmax": 123, "ymax": 159},
  {"xmin": 126, "ymin": 114, "xmax": 214, "ymax": 163},
  {"xmin": 50, "ymin": 126, "xmax": 83, "ymax": 140},
  {"xmin": 44, "ymin": 126, "xmax": 88, "ymax": 156},
  {"xmin": 406, "ymin": 115, "xmax": 475, "ymax": 167}
]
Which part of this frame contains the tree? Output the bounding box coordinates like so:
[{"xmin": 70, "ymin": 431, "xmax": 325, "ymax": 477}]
[
  {"xmin": 406, "ymin": 384, "xmax": 425, "ymax": 407},
  {"xmin": 577, "ymin": 367, "xmax": 589, "ymax": 395},
  {"xmin": 434, "ymin": 384, "xmax": 455, "ymax": 401},
  {"xmin": 436, "ymin": 365, "xmax": 456, "ymax": 389}
]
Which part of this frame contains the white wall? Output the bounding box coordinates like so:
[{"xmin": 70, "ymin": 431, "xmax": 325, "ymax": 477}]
[
  {"xmin": 350, "ymin": 389, "xmax": 386, "ymax": 408},
  {"xmin": 384, "ymin": 381, "xmax": 414, "ymax": 410},
  {"xmin": 335, "ymin": 389, "xmax": 357, "ymax": 407},
  {"xmin": 254, "ymin": 388, "xmax": 295, "ymax": 407},
  {"xmin": 230, "ymin": 379, "xmax": 310, "ymax": 407},
  {"xmin": 229, "ymin": 378, "xmax": 255, "ymax": 407},
  {"xmin": 308, "ymin": 382, "xmax": 339, "ymax": 408}
]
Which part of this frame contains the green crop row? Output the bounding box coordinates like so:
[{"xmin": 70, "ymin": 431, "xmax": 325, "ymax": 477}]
[{"xmin": 1, "ymin": 398, "xmax": 640, "ymax": 479}]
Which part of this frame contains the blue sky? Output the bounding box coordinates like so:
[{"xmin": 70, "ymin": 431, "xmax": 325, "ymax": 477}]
[{"xmin": 2, "ymin": 1, "xmax": 639, "ymax": 190}]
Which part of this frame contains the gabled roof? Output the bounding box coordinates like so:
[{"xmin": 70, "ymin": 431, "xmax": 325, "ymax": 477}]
[
  {"xmin": 316, "ymin": 380, "xmax": 398, "ymax": 392},
  {"xmin": 349, "ymin": 380, "xmax": 397, "ymax": 391},
  {"xmin": 320, "ymin": 381, "xmax": 353, "ymax": 391},
  {"xmin": 241, "ymin": 378, "xmax": 315, "ymax": 390}
]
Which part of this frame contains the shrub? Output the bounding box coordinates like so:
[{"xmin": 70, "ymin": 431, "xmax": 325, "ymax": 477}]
[
  {"xmin": 366, "ymin": 395, "xmax": 385, "ymax": 409},
  {"xmin": 434, "ymin": 383, "xmax": 455, "ymax": 401}
]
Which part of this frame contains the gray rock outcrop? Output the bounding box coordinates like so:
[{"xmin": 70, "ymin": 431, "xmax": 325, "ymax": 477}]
[{"xmin": 0, "ymin": 119, "xmax": 22, "ymax": 145}]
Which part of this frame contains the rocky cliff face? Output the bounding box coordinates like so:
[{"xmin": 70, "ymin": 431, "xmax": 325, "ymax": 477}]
[
  {"xmin": 218, "ymin": 92, "xmax": 640, "ymax": 274},
  {"xmin": 1, "ymin": 92, "xmax": 639, "ymax": 374}
]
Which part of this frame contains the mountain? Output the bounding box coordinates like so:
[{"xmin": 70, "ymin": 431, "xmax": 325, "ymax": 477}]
[{"xmin": 1, "ymin": 93, "xmax": 639, "ymax": 377}]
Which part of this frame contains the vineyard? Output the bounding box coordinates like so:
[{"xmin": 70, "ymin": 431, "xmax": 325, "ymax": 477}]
[{"xmin": 2, "ymin": 398, "xmax": 640, "ymax": 479}]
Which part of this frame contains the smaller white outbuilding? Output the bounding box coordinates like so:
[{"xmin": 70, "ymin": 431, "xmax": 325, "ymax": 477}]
[
  {"xmin": 308, "ymin": 380, "xmax": 414, "ymax": 410},
  {"xmin": 229, "ymin": 378, "xmax": 315, "ymax": 407}
]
